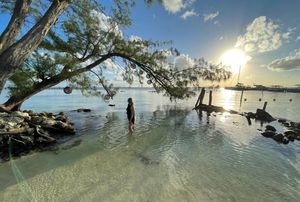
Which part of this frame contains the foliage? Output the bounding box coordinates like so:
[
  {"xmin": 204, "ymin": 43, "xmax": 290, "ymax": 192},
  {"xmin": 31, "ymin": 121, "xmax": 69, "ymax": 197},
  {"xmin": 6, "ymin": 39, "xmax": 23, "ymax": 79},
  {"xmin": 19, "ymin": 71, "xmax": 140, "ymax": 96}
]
[{"xmin": 6, "ymin": 0, "xmax": 231, "ymax": 103}]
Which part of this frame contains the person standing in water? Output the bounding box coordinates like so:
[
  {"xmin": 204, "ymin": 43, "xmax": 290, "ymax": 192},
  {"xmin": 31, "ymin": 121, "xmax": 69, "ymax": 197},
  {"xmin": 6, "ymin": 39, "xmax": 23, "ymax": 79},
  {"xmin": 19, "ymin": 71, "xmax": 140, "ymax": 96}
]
[{"xmin": 126, "ymin": 98, "xmax": 135, "ymax": 132}]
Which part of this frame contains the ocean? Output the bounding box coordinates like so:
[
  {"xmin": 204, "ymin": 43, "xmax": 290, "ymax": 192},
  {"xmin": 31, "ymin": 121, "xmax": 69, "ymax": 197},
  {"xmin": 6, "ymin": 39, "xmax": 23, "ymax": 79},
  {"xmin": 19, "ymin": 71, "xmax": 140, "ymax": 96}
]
[{"xmin": 0, "ymin": 88, "xmax": 299, "ymax": 201}]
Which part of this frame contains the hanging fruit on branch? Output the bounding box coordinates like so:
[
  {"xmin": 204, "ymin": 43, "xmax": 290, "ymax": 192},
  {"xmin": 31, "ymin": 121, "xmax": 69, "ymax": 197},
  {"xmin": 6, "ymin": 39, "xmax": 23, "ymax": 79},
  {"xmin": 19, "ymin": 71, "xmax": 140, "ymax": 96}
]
[{"xmin": 63, "ymin": 86, "xmax": 72, "ymax": 94}]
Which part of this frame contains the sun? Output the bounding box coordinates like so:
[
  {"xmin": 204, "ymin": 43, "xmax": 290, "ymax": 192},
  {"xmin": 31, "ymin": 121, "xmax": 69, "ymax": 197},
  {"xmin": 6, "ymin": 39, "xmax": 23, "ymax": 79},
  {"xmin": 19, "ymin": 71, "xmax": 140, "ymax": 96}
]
[{"xmin": 220, "ymin": 49, "xmax": 249, "ymax": 73}]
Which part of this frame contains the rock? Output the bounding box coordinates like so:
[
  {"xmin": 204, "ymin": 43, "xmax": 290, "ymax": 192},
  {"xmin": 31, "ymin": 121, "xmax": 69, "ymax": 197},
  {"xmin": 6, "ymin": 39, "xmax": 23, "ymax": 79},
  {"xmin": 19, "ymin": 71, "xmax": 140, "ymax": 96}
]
[
  {"xmin": 59, "ymin": 112, "xmax": 64, "ymax": 116},
  {"xmin": 284, "ymin": 131, "xmax": 296, "ymax": 142},
  {"xmin": 282, "ymin": 122, "xmax": 290, "ymax": 127},
  {"xmin": 296, "ymin": 123, "xmax": 300, "ymax": 129},
  {"xmin": 265, "ymin": 125, "xmax": 276, "ymax": 132},
  {"xmin": 282, "ymin": 137, "xmax": 289, "ymax": 144},
  {"xmin": 290, "ymin": 122, "xmax": 296, "ymax": 127},
  {"xmin": 0, "ymin": 110, "xmax": 78, "ymax": 161},
  {"xmin": 77, "ymin": 108, "xmax": 91, "ymax": 113},
  {"xmin": 55, "ymin": 115, "xmax": 68, "ymax": 123},
  {"xmin": 54, "ymin": 121, "xmax": 75, "ymax": 134},
  {"xmin": 261, "ymin": 131, "xmax": 276, "ymax": 138},
  {"xmin": 278, "ymin": 119, "xmax": 287, "ymax": 123},
  {"xmin": 12, "ymin": 111, "xmax": 30, "ymax": 119},
  {"xmin": 255, "ymin": 109, "xmax": 275, "ymax": 122},
  {"xmin": 272, "ymin": 133, "xmax": 284, "ymax": 142},
  {"xmin": 246, "ymin": 112, "xmax": 256, "ymax": 119},
  {"xmin": 31, "ymin": 115, "xmax": 47, "ymax": 124},
  {"xmin": 108, "ymin": 104, "xmax": 115, "ymax": 107}
]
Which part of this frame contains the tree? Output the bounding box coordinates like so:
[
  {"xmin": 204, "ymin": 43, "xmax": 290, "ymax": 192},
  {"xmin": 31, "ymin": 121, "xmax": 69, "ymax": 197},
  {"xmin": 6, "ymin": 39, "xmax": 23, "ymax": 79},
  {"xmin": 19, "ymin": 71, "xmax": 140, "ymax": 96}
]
[
  {"xmin": 0, "ymin": 0, "xmax": 161, "ymax": 95},
  {"xmin": 0, "ymin": 0, "xmax": 72, "ymax": 94},
  {"xmin": 0, "ymin": 0, "xmax": 231, "ymax": 112}
]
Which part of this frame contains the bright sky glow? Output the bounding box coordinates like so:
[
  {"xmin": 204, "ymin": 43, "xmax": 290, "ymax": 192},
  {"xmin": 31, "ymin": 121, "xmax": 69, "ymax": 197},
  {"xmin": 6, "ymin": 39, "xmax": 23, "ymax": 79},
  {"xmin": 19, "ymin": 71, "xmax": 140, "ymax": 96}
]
[
  {"xmin": 220, "ymin": 49, "xmax": 250, "ymax": 73},
  {"xmin": 1, "ymin": 0, "xmax": 300, "ymax": 87}
]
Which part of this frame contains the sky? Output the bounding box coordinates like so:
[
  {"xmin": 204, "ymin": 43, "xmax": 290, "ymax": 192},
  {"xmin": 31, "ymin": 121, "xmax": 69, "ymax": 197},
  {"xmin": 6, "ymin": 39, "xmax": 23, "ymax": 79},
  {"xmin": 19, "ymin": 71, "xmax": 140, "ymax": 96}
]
[
  {"xmin": 124, "ymin": 0, "xmax": 300, "ymax": 87},
  {"xmin": 1, "ymin": 0, "xmax": 300, "ymax": 87}
]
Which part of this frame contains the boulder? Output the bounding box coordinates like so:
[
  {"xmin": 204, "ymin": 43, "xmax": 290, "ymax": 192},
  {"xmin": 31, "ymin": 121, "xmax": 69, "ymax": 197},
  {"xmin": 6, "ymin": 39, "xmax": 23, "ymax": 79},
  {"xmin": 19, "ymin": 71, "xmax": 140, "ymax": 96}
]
[
  {"xmin": 272, "ymin": 133, "xmax": 284, "ymax": 142},
  {"xmin": 76, "ymin": 108, "xmax": 91, "ymax": 112},
  {"xmin": 255, "ymin": 109, "xmax": 275, "ymax": 122},
  {"xmin": 284, "ymin": 131, "xmax": 296, "ymax": 142},
  {"xmin": 282, "ymin": 122, "xmax": 290, "ymax": 127},
  {"xmin": 261, "ymin": 131, "xmax": 276, "ymax": 138},
  {"xmin": 282, "ymin": 137, "xmax": 289, "ymax": 144},
  {"xmin": 278, "ymin": 119, "xmax": 287, "ymax": 123},
  {"xmin": 265, "ymin": 125, "xmax": 276, "ymax": 132},
  {"xmin": 290, "ymin": 122, "xmax": 296, "ymax": 127},
  {"xmin": 55, "ymin": 115, "xmax": 68, "ymax": 123}
]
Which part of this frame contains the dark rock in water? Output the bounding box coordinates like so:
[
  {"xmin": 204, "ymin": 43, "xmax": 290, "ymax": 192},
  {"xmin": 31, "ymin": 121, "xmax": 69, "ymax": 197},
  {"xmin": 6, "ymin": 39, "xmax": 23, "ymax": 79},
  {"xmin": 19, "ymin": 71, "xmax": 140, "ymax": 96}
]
[
  {"xmin": 261, "ymin": 131, "xmax": 276, "ymax": 138},
  {"xmin": 278, "ymin": 119, "xmax": 287, "ymax": 123},
  {"xmin": 0, "ymin": 110, "xmax": 76, "ymax": 161},
  {"xmin": 265, "ymin": 125, "xmax": 276, "ymax": 132},
  {"xmin": 137, "ymin": 154, "xmax": 159, "ymax": 165},
  {"xmin": 77, "ymin": 108, "xmax": 91, "ymax": 113},
  {"xmin": 284, "ymin": 131, "xmax": 296, "ymax": 142},
  {"xmin": 108, "ymin": 104, "xmax": 115, "ymax": 107},
  {"xmin": 61, "ymin": 139, "xmax": 82, "ymax": 150},
  {"xmin": 272, "ymin": 133, "xmax": 284, "ymax": 142},
  {"xmin": 255, "ymin": 109, "xmax": 275, "ymax": 122},
  {"xmin": 282, "ymin": 137, "xmax": 289, "ymax": 144},
  {"xmin": 246, "ymin": 112, "xmax": 256, "ymax": 119},
  {"xmin": 282, "ymin": 122, "xmax": 290, "ymax": 127},
  {"xmin": 290, "ymin": 122, "xmax": 296, "ymax": 127}
]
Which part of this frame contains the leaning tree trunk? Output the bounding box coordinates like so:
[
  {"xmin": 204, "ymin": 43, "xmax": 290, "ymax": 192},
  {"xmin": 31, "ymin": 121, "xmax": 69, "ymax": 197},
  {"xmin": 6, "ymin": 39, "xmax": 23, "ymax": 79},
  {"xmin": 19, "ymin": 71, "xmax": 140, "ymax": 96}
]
[
  {"xmin": 0, "ymin": 53, "xmax": 117, "ymax": 112},
  {"xmin": 0, "ymin": 74, "xmax": 68, "ymax": 112},
  {"xmin": 0, "ymin": 0, "xmax": 32, "ymax": 54},
  {"xmin": 0, "ymin": 0, "xmax": 71, "ymax": 94}
]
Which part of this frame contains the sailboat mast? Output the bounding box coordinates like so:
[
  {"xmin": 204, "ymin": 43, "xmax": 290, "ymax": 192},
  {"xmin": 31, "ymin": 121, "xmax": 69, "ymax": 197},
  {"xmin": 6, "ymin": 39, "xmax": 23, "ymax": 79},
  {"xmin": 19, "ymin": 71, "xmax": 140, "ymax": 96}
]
[{"xmin": 237, "ymin": 65, "xmax": 241, "ymax": 84}]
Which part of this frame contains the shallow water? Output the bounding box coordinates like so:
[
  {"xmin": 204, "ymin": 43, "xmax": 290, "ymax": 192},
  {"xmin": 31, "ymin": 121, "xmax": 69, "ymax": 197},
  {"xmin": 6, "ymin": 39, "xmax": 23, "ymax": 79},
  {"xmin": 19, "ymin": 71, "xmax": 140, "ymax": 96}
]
[{"xmin": 0, "ymin": 89, "xmax": 300, "ymax": 201}]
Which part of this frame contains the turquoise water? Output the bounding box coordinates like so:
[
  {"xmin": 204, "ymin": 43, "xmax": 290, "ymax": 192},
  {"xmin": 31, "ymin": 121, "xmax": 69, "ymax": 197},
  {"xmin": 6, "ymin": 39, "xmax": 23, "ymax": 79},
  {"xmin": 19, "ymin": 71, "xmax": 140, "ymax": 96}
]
[{"xmin": 0, "ymin": 89, "xmax": 300, "ymax": 201}]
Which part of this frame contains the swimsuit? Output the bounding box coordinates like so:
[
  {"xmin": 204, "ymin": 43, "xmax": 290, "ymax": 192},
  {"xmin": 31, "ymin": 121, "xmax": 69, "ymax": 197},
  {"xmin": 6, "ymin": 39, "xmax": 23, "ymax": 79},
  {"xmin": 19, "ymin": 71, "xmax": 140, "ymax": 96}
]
[{"xmin": 126, "ymin": 104, "xmax": 135, "ymax": 124}]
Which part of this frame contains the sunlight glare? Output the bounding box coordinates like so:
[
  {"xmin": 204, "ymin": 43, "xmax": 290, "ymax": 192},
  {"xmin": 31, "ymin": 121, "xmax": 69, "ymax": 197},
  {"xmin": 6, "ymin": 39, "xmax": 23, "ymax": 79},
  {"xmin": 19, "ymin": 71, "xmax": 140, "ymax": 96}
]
[
  {"xmin": 221, "ymin": 88, "xmax": 235, "ymax": 110},
  {"xmin": 220, "ymin": 49, "xmax": 250, "ymax": 73}
]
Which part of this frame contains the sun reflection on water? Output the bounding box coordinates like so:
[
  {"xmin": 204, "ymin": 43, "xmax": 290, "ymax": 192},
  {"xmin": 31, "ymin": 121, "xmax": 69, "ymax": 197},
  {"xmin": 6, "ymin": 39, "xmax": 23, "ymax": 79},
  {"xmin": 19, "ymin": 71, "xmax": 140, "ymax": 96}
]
[{"xmin": 221, "ymin": 88, "xmax": 235, "ymax": 110}]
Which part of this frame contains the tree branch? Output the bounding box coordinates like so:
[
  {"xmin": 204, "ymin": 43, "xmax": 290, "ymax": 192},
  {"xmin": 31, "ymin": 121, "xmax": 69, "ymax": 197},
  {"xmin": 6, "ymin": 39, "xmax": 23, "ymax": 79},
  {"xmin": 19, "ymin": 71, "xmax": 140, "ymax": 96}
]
[{"xmin": 0, "ymin": 0, "xmax": 32, "ymax": 54}]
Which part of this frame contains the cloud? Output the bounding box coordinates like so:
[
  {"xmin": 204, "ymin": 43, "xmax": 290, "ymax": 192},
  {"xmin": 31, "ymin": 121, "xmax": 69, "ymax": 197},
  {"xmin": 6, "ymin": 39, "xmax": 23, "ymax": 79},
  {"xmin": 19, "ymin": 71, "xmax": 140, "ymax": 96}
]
[
  {"xmin": 90, "ymin": 10, "xmax": 123, "ymax": 38},
  {"xmin": 181, "ymin": 9, "xmax": 198, "ymax": 19},
  {"xmin": 174, "ymin": 54, "xmax": 195, "ymax": 71},
  {"xmin": 162, "ymin": 0, "xmax": 185, "ymax": 13},
  {"xmin": 162, "ymin": 0, "xmax": 195, "ymax": 13},
  {"xmin": 203, "ymin": 11, "xmax": 219, "ymax": 23},
  {"xmin": 235, "ymin": 16, "xmax": 288, "ymax": 53},
  {"xmin": 268, "ymin": 50, "xmax": 300, "ymax": 71},
  {"xmin": 129, "ymin": 35, "xmax": 143, "ymax": 42},
  {"xmin": 103, "ymin": 58, "xmax": 118, "ymax": 71}
]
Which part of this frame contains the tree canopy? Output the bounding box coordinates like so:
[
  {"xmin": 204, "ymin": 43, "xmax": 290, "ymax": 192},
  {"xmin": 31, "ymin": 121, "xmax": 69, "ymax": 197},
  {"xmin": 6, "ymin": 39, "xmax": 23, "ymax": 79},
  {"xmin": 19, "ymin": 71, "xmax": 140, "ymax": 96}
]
[{"xmin": 1, "ymin": 0, "xmax": 231, "ymax": 111}]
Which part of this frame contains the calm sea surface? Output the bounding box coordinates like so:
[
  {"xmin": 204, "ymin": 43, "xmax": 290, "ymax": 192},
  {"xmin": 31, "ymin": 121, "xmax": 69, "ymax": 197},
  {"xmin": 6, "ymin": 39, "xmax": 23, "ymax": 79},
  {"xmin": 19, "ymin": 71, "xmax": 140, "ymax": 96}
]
[{"xmin": 0, "ymin": 88, "xmax": 300, "ymax": 202}]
